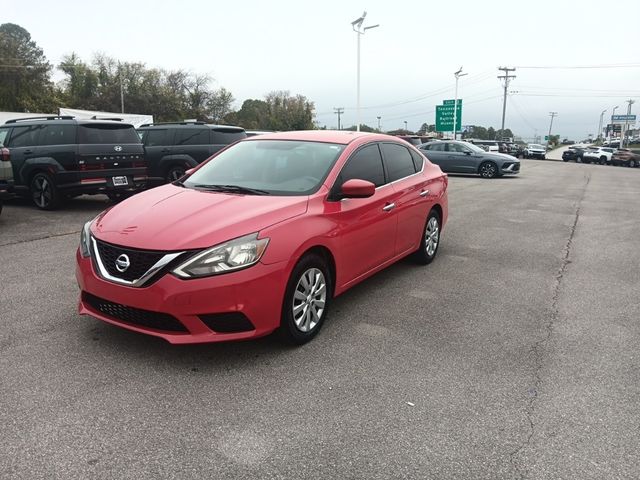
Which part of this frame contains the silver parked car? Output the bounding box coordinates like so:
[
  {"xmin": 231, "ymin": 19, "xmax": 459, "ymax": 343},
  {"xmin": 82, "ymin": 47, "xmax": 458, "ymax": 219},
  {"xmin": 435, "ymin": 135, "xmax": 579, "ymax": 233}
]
[{"xmin": 418, "ymin": 141, "xmax": 520, "ymax": 178}]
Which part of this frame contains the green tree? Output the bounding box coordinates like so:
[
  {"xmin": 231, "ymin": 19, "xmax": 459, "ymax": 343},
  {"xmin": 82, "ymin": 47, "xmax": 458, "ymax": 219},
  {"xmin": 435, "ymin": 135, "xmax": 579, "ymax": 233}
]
[
  {"xmin": 0, "ymin": 23, "xmax": 57, "ymax": 112},
  {"xmin": 264, "ymin": 91, "xmax": 315, "ymax": 131},
  {"xmin": 487, "ymin": 127, "xmax": 496, "ymax": 140},
  {"xmin": 344, "ymin": 124, "xmax": 376, "ymax": 132},
  {"xmin": 229, "ymin": 99, "xmax": 270, "ymax": 129}
]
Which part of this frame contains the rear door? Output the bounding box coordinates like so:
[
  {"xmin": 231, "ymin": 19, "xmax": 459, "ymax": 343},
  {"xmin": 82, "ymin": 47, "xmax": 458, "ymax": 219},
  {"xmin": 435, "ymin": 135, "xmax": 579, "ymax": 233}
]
[
  {"xmin": 380, "ymin": 142, "xmax": 434, "ymax": 256},
  {"xmin": 447, "ymin": 142, "xmax": 480, "ymax": 173},
  {"xmin": 420, "ymin": 142, "xmax": 450, "ymax": 171},
  {"xmin": 140, "ymin": 128, "xmax": 172, "ymax": 178},
  {"xmin": 37, "ymin": 123, "xmax": 77, "ymax": 171},
  {"xmin": 174, "ymin": 128, "xmax": 213, "ymax": 163}
]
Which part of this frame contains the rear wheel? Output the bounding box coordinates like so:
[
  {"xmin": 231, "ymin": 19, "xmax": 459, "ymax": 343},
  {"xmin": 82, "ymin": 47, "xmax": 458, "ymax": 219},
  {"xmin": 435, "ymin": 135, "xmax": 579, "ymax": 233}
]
[
  {"xmin": 166, "ymin": 165, "xmax": 187, "ymax": 183},
  {"xmin": 599, "ymin": 156, "xmax": 607, "ymax": 165},
  {"xmin": 279, "ymin": 254, "xmax": 332, "ymax": 345},
  {"xmin": 413, "ymin": 209, "xmax": 441, "ymax": 265},
  {"xmin": 479, "ymin": 161, "xmax": 498, "ymax": 178},
  {"xmin": 30, "ymin": 172, "xmax": 61, "ymax": 210},
  {"xmin": 629, "ymin": 159, "xmax": 636, "ymax": 168}
]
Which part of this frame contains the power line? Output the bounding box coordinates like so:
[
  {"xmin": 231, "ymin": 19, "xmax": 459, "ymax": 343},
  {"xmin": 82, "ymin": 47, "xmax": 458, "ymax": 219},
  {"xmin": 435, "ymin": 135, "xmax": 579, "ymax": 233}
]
[{"xmin": 514, "ymin": 63, "xmax": 640, "ymax": 69}]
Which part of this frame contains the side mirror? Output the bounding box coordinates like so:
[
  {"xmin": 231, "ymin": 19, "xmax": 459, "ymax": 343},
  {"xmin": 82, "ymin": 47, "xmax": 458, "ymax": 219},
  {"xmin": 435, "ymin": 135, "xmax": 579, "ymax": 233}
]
[
  {"xmin": 185, "ymin": 168, "xmax": 196, "ymax": 175},
  {"xmin": 341, "ymin": 179, "xmax": 375, "ymax": 199},
  {"xmin": 464, "ymin": 150, "xmax": 471, "ymax": 155}
]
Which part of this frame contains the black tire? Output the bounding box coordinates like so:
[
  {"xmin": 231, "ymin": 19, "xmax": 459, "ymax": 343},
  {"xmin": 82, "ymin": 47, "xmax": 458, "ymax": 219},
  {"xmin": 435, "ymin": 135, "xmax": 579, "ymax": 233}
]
[
  {"xmin": 279, "ymin": 253, "xmax": 332, "ymax": 345},
  {"xmin": 599, "ymin": 156, "xmax": 607, "ymax": 165},
  {"xmin": 628, "ymin": 159, "xmax": 636, "ymax": 168},
  {"xmin": 581, "ymin": 157, "xmax": 590, "ymax": 164},
  {"xmin": 542, "ymin": 155, "xmax": 546, "ymax": 160},
  {"xmin": 166, "ymin": 165, "xmax": 187, "ymax": 183},
  {"xmin": 479, "ymin": 161, "xmax": 498, "ymax": 178},
  {"xmin": 30, "ymin": 172, "xmax": 61, "ymax": 210},
  {"xmin": 563, "ymin": 158, "xmax": 569, "ymax": 162},
  {"xmin": 106, "ymin": 192, "xmax": 131, "ymax": 202},
  {"xmin": 413, "ymin": 209, "xmax": 441, "ymax": 265}
]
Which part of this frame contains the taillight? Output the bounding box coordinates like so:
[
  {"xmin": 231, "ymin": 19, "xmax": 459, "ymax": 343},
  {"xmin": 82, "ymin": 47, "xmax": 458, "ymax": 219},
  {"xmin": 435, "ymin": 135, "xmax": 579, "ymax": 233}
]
[{"xmin": 0, "ymin": 147, "xmax": 9, "ymax": 161}]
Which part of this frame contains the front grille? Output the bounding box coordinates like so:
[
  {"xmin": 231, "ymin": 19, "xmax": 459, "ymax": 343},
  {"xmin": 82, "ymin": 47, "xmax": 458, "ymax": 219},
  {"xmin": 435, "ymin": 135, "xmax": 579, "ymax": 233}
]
[
  {"xmin": 83, "ymin": 292, "xmax": 188, "ymax": 333},
  {"xmin": 95, "ymin": 240, "xmax": 164, "ymax": 282},
  {"xmin": 513, "ymin": 163, "xmax": 520, "ymax": 172},
  {"xmin": 198, "ymin": 313, "xmax": 255, "ymax": 333}
]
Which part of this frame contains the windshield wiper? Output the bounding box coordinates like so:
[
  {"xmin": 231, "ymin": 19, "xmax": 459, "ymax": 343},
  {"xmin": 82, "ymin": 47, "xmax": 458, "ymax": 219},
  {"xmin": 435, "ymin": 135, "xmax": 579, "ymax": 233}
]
[{"xmin": 191, "ymin": 184, "xmax": 271, "ymax": 195}]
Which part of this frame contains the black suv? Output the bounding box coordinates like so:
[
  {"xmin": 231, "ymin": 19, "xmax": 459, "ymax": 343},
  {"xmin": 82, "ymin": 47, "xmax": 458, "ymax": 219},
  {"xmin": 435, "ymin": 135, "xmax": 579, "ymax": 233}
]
[
  {"xmin": 562, "ymin": 147, "xmax": 586, "ymax": 163},
  {"xmin": 0, "ymin": 116, "xmax": 149, "ymax": 209},
  {"xmin": 137, "ymin": 122, "xmax": 247, "ymax": 182}
]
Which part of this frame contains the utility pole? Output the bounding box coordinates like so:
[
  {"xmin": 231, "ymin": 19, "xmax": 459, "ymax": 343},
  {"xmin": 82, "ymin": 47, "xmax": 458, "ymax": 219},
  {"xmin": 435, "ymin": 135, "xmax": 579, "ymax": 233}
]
[
  {"xmin": 404, "ymin": 120, "xmax": 408, "ymax": 132},
  {"xmin": 498, "ymin": 67, "xmax": 516, "ymax": 140},
  {"xmin": 333, "ymin": 107, "xmax": 344, "ymax": 130},
  {"xmin": 547, "ymin": 112, "xmax": 558, "ymax": 150},
  {"xmin": 620, "ymin": 99, "xmax": 635, "ymax": 148},
  {"xmin": 377, "ymin": 116, "xmax": 381, "ymax": 131}
]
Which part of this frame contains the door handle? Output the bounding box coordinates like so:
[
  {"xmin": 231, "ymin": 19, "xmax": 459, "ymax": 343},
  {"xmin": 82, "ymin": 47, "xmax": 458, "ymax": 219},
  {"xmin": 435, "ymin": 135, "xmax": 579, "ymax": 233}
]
[
  {"xmin": 161, "ymin": 148, "xmax": 171, "ymax": 153},
  {"xmin": 419, "ymin": 189, "xmax": 430, "ymax": 197},
  {"xmin": 382, "ymin": 202, "xmax": 396, "ymax": 212},
  {"xmin": 24, "ymin": 149, "xmax": 33, "ymax": 154}
]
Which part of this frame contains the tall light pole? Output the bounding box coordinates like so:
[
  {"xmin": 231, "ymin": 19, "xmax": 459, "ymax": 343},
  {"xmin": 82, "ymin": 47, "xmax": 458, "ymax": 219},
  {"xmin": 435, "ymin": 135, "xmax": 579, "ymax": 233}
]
[
  {"xmin": 609, "ymin": 105, "xmax": 619, "ymax": 143},
  {"xmin": 453, "ymin": 67, "xmax": 467, "ymax": 140},
  {"xmin": 547, "ymin": 112, "xmax": 558, "ymax": 150},
  {"xmin": 404, "ymin": 120, "xmax": 408, "ymax": 132},
  {"xmin": 377, "ymin": 116, "xmax": 382, "ymax": 131},
  {"xmin": 352, "ymin": 12, "xmax": 379, "ymax": 132},
  {"xmin": 597, "ymin": 109, "xmax": 606, "ymax": 143}
]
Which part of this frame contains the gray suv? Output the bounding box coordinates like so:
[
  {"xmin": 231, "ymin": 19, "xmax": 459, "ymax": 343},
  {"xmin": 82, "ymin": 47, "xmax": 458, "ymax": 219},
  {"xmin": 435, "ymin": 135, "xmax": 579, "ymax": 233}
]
[{"xmin": 418, "ymin": 140, "xmax": 520, "ymax": 178}]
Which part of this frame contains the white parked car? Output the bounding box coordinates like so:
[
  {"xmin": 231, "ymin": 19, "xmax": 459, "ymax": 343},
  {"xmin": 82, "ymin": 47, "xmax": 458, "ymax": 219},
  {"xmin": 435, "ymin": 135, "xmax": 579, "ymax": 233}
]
[
  {"xmin": 525, "ymin": 144, "xmax": 546, "ymax": 159},
  {"xmin": 582, "ymin": 147, "xmax": 617, "ymax": 165}
]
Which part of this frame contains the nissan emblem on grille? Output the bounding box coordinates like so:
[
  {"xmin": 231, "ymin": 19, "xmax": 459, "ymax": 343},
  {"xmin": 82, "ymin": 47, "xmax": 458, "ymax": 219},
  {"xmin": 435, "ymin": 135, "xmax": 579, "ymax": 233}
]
[
  {"xmin": 114, "ymin": 145, "xmax": 122, "ymax": 152},
  {"xmin": 115, "ymin": 254, "xmax": 130, "ymax": 273}
]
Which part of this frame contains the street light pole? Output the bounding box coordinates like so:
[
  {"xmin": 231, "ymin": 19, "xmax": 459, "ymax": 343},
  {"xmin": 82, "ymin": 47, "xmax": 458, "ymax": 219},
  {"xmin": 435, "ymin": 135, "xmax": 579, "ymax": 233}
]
[
  {"xmin": 453, "ymin": 67, "xmax": 467, "ymax": 140},
  {"xmin": 377, "ymin": 116, "xmax": 381, "ymax": 131},
  {"xmin": 352, "ymin": 12, "xmax": 379, "ymax": 132},
  {"xmin": 597, "ymin": 109, "xmax": 606, "ymax": 143},
  {"xmin": 547, "ymin": 112, "xmax": 558, "ymax": 150},
  {"xmin": 404, "ymin": 120, "xmax": 408, "ymax": 132},
  {"xmin": 609, "ymin": 105, "xmax": 619, "ymax": 143}
]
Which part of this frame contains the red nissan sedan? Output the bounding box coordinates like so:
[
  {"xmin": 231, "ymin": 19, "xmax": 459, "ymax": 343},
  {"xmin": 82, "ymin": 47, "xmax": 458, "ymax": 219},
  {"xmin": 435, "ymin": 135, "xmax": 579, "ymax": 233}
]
[{"xmin": 76, "ymin": 131, "xmax": 448, "ymax": 344}]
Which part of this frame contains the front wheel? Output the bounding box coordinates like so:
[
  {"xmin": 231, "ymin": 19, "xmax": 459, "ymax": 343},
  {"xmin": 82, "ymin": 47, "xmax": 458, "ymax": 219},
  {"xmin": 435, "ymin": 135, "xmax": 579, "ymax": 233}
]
[
  {"xmin": 413, "ymin": 209, "xmax": 441, "ymax": 265},
  {"xmin": 279, "ymin": 254, "xmax": 332, "ymax": 345},
  {"xmin": 629, "ymin": 159, "xmax": 636, "ymax": 168},
  {"xmin": 479, "ymin": 161, "xmax": 498, "ymax": 178},
  {"xmin": 30, "ymin": 172, "xmax": 61, "ymax": 210},
  {"xmin": 599, "ymin": 156, "xmax": 607, "ymax": 165}
]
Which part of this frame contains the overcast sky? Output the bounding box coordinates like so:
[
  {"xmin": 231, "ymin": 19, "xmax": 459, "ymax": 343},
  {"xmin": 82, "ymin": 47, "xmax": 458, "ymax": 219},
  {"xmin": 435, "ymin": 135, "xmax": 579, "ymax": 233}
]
[{"xmin": 4, "ymin": 0, "xmax": 640, "ymax": 139}]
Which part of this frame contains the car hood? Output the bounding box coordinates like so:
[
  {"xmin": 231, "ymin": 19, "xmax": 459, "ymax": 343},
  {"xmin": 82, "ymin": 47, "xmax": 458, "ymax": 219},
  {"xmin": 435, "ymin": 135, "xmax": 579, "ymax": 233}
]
[
  {"xmin": 92, "ymin": 185, "xmax": 309, "ymax": 251},
  {"xmin": 484, "ymin": 152, "xmax": 520, "ymax": 162}
]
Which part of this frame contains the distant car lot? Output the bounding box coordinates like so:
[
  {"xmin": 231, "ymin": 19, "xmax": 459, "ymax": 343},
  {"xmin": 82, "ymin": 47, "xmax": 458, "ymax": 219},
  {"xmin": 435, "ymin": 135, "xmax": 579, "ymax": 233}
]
[{"xmin": 1, "ymin": 160, "xmax": 639, "ymax": 479}]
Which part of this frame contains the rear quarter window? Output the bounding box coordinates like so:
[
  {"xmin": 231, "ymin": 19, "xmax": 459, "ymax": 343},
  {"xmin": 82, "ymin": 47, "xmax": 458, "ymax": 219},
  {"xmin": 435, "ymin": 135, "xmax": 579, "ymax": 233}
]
[
  {"xmin": 211, "ymin": 130, "xmax": 247, "ymax": 144},
  {"xmin": 0, "ymin": 127, "xmax": 9, "ymax": 146},
  {"xmin": 175, "ymin": 128, "xmax": 211, "ymax": 145},
  {"xmin": 7, "ymin": 125, "xmax": 40, "ymax": 148},
  {"xmin": 38, "ymin": 124, "xmax": 76, "ymax": 145}
]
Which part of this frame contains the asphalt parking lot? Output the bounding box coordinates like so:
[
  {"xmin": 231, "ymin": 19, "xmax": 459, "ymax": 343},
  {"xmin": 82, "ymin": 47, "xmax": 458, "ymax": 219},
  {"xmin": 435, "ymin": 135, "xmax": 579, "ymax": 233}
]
[{"xmin": 1, "ymin": 160, "xmax": 639, "ymax": 479}]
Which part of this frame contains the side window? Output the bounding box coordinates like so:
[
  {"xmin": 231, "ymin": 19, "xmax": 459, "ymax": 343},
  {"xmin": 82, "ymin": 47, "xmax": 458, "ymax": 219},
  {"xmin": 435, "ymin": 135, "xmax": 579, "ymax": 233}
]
[
  {"xmin": 38, "ymin": 125, "xmax": 76, "ymax": 145},
  {"xmin": 143, "ymin": 129, "xmax": 168, "ymax": 146},
  {"xmin": 381, "ymin": 143, "xmax": 418, "ymax": 182},
  {"xmin": 0, "ymin": 127, "xmax": 10, "ymax": 146},
  {"xmin": 339, "ymin": 144, "xmax": 385, "ymax": 187},
  {"xmin": 7, "ymin": 125, "xmax": 40, "ymax": 148},
  {"xmin": 175, "ymin": 128, "xmax": 210, "ymax": 146},
  {"xmin": 429, "ymin": 143, "xmax": 445, "ymax": 152},
  {"xmin": 410, "ymin": 149, "xmax": 424, "ymax": 172},
  {"xmin": 448, "ymin": 143, "xmax": 467, "ymax": 153}
]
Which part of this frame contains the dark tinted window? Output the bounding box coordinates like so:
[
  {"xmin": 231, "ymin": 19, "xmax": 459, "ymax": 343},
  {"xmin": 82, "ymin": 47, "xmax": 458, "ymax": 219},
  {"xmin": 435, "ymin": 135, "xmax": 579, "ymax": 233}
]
[
  {"xmin": 141, "ymin": 129, "xmax": 169, "ymax": 146},
  {"xmin": 339, "ymin": 144, "xmax": 385, "ymax": 187},
  {"xmin": 410, "ymin": 149, "xmax": 424, "ymax": 172},
  {"xmin": 38, "ymin": 124, "xmax": 76, "ymax": 145},
  {"xmin": 175, "ymin": 128, "xmax": 210, "ymax": 145},
  {"xmin": 448, "ymin": 142, "xmax": 471, "ymax": 153},
  {"xmin": 78, "ymin": 124, "xmax": 140, "ymax": 144},
  {"xmin": 211, "ymin": 129, "xmax": 247, "ymax": 144},
  {"xmin": 381, "ymin": 143, "xmax": 418, "ymax": 182},
  {"xmin": 0, "ymin": 127, "xmax": 9, "ymax": 146},
  {"xmin": 7, "ymin": 125, "xmax": 40, "ymax": 148}
]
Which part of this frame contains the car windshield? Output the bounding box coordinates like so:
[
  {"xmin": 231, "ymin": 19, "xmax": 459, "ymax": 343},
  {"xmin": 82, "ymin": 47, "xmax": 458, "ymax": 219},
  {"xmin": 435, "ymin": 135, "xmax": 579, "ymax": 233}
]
[
  {"xmin": 529, "ymin": 144, "xmax": 544, "ymax": 149},
  {"xmin": 183, "ymin": 140, "xmax": 345, "ymax": 196}
]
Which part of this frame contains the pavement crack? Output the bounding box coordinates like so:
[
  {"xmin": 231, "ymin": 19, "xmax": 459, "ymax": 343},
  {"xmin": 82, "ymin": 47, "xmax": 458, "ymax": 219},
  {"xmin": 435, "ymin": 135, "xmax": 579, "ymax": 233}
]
[
  {"xmin": 508, "ymin": 172, "xmax": 591, "ymax": 479},
  {"xmin": 0, "ymin": 230, "xmax": 80, "ymax": 247}
]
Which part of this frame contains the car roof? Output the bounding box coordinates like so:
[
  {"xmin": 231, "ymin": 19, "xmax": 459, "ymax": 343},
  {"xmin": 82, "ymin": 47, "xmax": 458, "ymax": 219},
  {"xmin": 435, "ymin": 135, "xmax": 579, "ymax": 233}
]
[
  {"xmin": 138, "ymin": 122, "xmax": 244, "ymax": 131},
  {"xmin": 243, "ymin": 130, "xmax": 396, "ymax": 145},
  {"xmin": 3, "ymin": 117, "xmax": 133, "ymax": 127}
]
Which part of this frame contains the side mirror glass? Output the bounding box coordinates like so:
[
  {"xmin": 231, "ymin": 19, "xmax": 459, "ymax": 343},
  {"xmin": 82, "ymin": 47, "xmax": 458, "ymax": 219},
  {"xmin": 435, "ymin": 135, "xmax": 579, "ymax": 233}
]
[{"xmin": 340, "ymin": 179, "xmax": 375, "ymax": 199}]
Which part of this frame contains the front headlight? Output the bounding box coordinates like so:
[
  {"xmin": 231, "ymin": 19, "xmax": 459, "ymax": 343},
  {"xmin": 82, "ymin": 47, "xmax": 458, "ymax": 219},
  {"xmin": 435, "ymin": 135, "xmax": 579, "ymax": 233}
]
[
  {"xmin": 79, "ymin": 219, "xmax": 93, "ymax": 258},
  {"xmin": 172, "ymin": 233, "xmax": 269, "ymax": 278}
]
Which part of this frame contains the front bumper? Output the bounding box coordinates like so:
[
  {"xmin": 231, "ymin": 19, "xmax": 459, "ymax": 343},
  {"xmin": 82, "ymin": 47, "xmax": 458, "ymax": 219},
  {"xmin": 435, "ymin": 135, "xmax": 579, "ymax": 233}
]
[
  {"xmin": 500, "ymin": 162, "xmax": 521, "ymax": 174},
  {"xmin": 76, "ymin": 250, "xmax": 289, "ymax": 344}
]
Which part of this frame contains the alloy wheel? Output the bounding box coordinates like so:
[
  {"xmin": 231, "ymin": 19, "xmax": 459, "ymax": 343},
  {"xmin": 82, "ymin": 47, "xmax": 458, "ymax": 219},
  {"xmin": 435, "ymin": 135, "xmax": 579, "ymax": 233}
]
[
  {"xmin": 292, "ymin": 268, "xmax": 327, "ymax": 333},
  {"xmin": 425, "ymin": 216, "xmax": 440, "ymax": 257},
  {"xmin": 32, "ymin": 175, "xmax": 52, "ymax": 209},
  {"xmin": 480, "ymin": 162, "xmax": 497, "ymax": 178}
]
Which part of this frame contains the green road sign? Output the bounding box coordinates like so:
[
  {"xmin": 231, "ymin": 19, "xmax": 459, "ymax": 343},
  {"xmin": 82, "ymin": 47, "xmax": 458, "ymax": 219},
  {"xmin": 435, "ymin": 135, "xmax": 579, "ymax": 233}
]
[
  {"xmin": 443, "ymin": 99, "xmax": 463, "ymax": 106},
  {"xmin": 544, "ymin": 135, "xmax": 549, "ymax": 140},
  {"xmin": 436, "ymin": 100, "xmax": 462, "ymax": 132}
]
